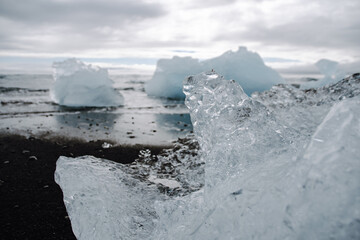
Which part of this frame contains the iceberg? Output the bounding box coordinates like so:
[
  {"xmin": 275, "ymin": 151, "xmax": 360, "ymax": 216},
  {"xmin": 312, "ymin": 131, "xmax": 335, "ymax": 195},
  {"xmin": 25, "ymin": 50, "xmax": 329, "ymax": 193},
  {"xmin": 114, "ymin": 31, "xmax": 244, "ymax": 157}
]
[
  {"xmin": 145, "ymin": 56, "xmax": 203, "ymax": 99},
  {"xmin": 301, "ymin": 59, "xmax": 347, "ymax": 89},
  {"xmin": 50, "ymin": 58, "xmax": 124, "ymax": 107},
  {"xmin": 202, "ymin": 47, "xmax": 285, "ymax": 95},
  {"xmin": 56, "ymin": 73, "xmax": 360, "ymax": 239},
  {"xmin": 145, "ymin": 47, "xmax": 284, "ymax": 99}
]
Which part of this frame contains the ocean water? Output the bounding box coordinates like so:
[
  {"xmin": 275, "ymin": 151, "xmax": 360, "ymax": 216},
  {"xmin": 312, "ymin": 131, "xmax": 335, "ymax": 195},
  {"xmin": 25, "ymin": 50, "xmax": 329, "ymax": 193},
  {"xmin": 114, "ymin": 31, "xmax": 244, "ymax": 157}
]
[{"xmin": 0, "ymin": 74, "xmax": 193, "ymax": 145}]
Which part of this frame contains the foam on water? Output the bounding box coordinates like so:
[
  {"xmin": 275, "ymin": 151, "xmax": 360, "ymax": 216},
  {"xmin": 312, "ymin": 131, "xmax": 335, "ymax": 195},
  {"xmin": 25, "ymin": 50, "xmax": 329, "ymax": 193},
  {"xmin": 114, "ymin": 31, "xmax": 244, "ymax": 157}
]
[{"xmin": 56, "ymin": 73, "xmax": 360, "ymax": 239}]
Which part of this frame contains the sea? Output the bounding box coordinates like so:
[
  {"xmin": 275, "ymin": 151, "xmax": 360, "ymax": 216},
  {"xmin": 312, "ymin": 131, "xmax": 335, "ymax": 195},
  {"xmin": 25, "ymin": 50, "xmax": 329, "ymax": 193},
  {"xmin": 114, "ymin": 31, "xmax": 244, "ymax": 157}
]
[
  {"xmin": 0, "ymin": 72, "xmax": 323, "ymax": 146},
  {"xmin": 0, "ymin": 74, "xmax": 193, "ymax": 145}
]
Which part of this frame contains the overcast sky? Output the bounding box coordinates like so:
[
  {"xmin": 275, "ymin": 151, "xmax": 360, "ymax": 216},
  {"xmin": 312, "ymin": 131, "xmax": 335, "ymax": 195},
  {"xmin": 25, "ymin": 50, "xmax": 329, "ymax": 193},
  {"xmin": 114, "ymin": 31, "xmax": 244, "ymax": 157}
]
[{"xmin": 0, "ymin": 0, "xmax": 359, "ymax": 73}]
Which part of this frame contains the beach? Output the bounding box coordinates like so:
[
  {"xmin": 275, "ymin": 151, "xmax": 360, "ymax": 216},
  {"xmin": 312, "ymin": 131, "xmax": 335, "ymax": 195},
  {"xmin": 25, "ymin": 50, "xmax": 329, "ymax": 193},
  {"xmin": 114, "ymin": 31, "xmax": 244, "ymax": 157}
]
[
  {"xmin": 0, "ymin": 133, "xmax": 167, "ymax": 240},
  {"xmin": 0, "ymin": 73, "xmax": 192, "ymax": 239}
]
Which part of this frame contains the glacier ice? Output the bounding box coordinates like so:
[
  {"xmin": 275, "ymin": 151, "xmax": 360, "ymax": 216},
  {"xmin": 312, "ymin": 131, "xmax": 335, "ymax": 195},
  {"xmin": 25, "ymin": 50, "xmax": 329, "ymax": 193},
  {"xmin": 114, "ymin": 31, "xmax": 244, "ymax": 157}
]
[
  {"xmin": 55, "ymin": 137, "xmax": 202, "ymax": 239},
  {"xmin": 50, "ymin": 58, "xmax": 124, "ymax": 107},
  {"xmin": 145, "ymin": 47, "xmax": 284, "ymax": 99},
  {"xmin": 55, "ymin": 155, "xmax": 163, "ymax": 240},
  {"xmin": 203, "ymin": 47, "xmax": 285, "ymax": 95},
  {"xmin": 174, "ymin": 72, "xmax": 360, "ymax": 239},
  {"xmin": 145, "ymin": 56, "xmax": 203, "ymax": 99},
  {"xmin": 56, "ymin": 73, "xmax": 360, "ymax": 239},
  {"xmin": 301, "ymin": 59, "xmax": 347, "ymax": 89}
]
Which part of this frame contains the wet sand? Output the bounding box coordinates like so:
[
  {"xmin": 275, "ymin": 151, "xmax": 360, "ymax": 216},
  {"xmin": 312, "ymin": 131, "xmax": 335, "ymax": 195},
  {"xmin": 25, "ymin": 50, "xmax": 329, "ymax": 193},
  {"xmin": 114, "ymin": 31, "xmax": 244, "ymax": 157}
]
[{"xmin": 0, "ymin": 133, "xmax": 167, "ymax": 240}]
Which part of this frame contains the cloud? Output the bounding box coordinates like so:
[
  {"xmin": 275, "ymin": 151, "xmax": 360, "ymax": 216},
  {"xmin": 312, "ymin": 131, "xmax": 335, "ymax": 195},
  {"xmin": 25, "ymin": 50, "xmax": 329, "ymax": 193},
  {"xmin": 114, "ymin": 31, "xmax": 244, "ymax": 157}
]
[
  {"xmin": 218, "ymin": 17, "xmax": 360, "ymax": 51},
  {"xmin": 0, "ymin": 0, "xmax": 165, "ymax": 26},
  {"xmin": 214, "ymin": 0, "xmax": 360, "ymax": 57},
  {"xmin": 185, "ymin": 0, "xmax": 237, "ymax": 9},
  {"xmin": 0, "ymin": 0, "xmax": 166, "ymax": 55},
  {"xmin": 263, "ymin": 57, "xmax": 300, "ymax": 63},
  {"xmin": 0, "ymin": 0, "xmax": 359, "ymax": 70}
]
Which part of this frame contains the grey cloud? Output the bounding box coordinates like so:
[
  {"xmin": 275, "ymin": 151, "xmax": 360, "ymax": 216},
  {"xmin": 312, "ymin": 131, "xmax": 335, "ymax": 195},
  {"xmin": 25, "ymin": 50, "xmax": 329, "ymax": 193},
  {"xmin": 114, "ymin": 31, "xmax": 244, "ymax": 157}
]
[
  {"xmin": 0, "ymin": 0, "xmax": 166, "ymax": 26},
  {"xmin": 0, "ymin": 0, "xmax": 167, "ymax": 54},
  {"xmin": 242, "ymin": 18, "xmax": 359, "ymax": 49},
  {"xmin": 186, "ymin": 0, "xmax": 237, "ymax": 9},
  {"xmin": 215, "ymin": 0, "xmax": 360, "ymax": 53}
]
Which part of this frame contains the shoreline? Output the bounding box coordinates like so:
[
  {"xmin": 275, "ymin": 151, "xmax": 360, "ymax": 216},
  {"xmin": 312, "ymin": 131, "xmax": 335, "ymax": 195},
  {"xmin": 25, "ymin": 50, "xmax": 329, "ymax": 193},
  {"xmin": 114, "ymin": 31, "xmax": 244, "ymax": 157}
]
[{"xmin": 0, "ymin": 133, "xmax": 169, "ymax": 240}]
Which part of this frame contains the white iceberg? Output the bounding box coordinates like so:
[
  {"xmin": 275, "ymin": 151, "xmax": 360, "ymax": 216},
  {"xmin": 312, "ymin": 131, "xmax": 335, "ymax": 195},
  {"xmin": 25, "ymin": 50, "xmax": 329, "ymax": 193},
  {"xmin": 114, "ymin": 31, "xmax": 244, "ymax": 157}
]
[
  {"xmin": 56, "ymin": 73, "xmax": 360, "ymax": 239},
  {"xmin": 50, "ymin": 58, "xmax": 124, "ymax": 107},
  {"xmin": 301, "ymin": 59, "xmax": 347, "ymax": 89},
  {"xmin": 203, "ymin": 47, "xmax": 285, "ymax": 95},
  {"xmin": 145, "ymin": 47, "xmax": 284, "ymax": 99},
  {"xmin": 145, "ymin": 56, "xmax": 203, "ymax": 99}
]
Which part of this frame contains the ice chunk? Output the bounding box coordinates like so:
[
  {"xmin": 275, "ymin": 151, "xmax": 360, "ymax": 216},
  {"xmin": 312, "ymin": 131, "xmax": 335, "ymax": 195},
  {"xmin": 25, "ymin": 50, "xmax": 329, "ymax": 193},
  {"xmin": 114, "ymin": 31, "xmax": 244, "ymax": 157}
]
[
  {"xmin": 150, "ymin": 72, "xmax": 360, "ymax": 239},
  {"xmin": 167, "ymin": 97, "xmax": 360, "ymax": 240},
  {"xmin": 54, "ymin": 156, "xmax": 163, "ymax": 240},
  {"xmin": 203, "ymin": 47, "xmax": 285, "ymax": 95},
  {"xmin": 56, "ymin": 73, "xmax": 360, "ymax": 239},
  {"xmin": 55, "ymin": 137, "xmax": 202, "ymax": 240},
  {"xmin": 50, "ymin": 58, "xmax": 124, "ymax": 107},
  {"xmin": 301, "ymin": 59, "xmax": 346, "ymax": 89},
  {"xmin": 316, "ymin": 58, "xmax": 339, "ymax": 77},
  {"xmin": 289, "ymin": 98, "xmax": 360, "ymax": 239},
  {"xmin": 145, "ymin": 56, "xmax": 203, "ymax": 99},
  {"xmin": 145, "ymin": 47, "xmax": 284, "ymax": 99}
]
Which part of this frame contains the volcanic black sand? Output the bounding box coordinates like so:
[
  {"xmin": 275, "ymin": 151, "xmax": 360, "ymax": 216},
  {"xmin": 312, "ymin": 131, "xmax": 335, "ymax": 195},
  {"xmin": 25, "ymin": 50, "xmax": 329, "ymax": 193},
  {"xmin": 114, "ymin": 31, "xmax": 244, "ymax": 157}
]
[{"xmin": 0, "ymin": 133, "xmax": 167, "ymax": 240}]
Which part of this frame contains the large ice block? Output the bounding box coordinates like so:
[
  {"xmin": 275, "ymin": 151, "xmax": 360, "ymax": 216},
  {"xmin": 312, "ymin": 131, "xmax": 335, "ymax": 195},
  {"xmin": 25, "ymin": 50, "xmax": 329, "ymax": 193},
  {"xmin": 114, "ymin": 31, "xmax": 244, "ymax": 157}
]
[
  {"xmin": 145, "ymin": 47, "xmax": 284, "ymax": 99},
  {"xmin": 51, "ymin": 58, "xmax": 124, "ymax": 107}
]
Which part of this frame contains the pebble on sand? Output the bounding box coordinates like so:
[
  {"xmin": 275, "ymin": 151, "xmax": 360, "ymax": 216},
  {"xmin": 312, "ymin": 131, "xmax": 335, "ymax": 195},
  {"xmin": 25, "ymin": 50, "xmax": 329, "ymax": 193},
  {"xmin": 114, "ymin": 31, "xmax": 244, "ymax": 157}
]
[{"xmin": 28, "ymin": 156, "xmax": 38, "ymax": 161}]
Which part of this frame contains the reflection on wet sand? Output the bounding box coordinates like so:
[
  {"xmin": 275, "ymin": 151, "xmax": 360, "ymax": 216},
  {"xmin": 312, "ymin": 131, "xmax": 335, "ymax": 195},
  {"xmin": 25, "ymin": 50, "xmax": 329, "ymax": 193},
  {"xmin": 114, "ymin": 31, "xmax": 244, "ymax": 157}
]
[
  {"xmin": 155, "ymin": 114, "xmax": 192, "ymax": 134},
  {"xmin": 52, "ymin": 110, "xmax": 193, "ymax": 145},
  {"xmin": 55, "ymin": 110, "xmax": 119, "ymax": 132}
]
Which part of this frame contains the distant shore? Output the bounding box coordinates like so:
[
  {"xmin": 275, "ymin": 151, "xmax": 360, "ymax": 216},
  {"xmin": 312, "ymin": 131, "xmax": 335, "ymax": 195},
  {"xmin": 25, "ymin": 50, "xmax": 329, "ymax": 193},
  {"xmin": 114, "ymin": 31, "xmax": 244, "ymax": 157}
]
[{"xmin": 0, "ymin": 133, "xmax": 167, "ymax": 240}]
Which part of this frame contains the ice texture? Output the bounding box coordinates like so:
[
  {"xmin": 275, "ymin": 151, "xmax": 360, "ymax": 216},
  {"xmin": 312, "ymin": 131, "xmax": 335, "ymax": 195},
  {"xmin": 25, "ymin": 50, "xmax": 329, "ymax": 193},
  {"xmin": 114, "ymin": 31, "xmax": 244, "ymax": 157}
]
[
  {"xmin": 145, "ymin": 47, "xmax": 284, "ymax": 99},
  {"xmin": 55, "ymin": 156, "xmax": 162, "ymax": 240},
  {"xmin": 56, "ymin": 73, "xmax": 360, "ymax": 239},
  {"xmin": 175, "ymin": 72, "xmax": 360, "ymax": 239},
  {"xmin": 50, "ymin": 58, "xmax": 123, "ymax": 107},
  {"xmin": 55, "ymin": 137, "xmax": 201, "ymax": 240}
]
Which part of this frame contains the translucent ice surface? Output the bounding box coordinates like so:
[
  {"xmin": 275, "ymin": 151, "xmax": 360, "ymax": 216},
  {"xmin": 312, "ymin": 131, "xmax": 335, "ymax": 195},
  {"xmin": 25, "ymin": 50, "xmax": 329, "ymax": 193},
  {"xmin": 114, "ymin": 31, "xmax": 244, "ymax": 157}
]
[
  {"xmin": 51, "ymin": 58, "xmax": 124, "ymax": 107},
  {"xmin": 145, "ymin": 47, "xmax": 284, "ymax": 99},
  {"xmin": 55, "ymin": 137, "xmax": 202, "ymax": 240},
  {"xmin": 56, "ymin": 73, "xmax": 360, "ymax": 239},
  {"xmin": 55, "ymin": 155, "xmax": 163, "ymax": 240}
]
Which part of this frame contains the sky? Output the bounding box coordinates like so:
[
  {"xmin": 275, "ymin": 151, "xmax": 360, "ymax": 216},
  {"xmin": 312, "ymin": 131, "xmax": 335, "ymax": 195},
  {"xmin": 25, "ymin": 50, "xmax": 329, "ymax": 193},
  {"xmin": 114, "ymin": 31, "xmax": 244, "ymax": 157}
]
[{"xmin": 0, "ymin": 0, "xmax": 359, "ymax": 74}]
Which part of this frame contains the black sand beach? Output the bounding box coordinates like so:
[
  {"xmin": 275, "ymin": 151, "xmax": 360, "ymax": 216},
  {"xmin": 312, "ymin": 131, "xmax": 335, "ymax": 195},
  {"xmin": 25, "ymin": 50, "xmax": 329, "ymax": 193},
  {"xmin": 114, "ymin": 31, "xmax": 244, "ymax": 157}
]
[{"xmin": 0, "ymin": 134, "xmax": 166, "ymax": 240}]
